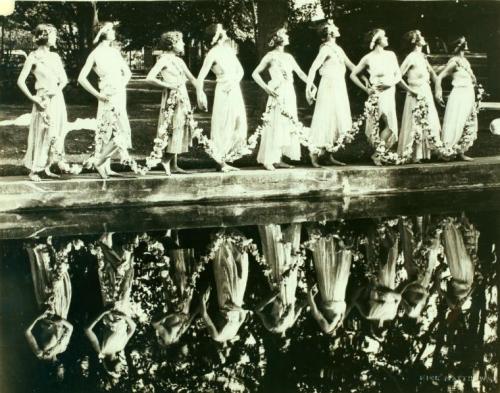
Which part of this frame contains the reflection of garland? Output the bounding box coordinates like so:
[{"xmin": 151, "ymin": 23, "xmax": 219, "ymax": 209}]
[
  {"xmin": 94, "ymin": 105, "xmax": 148, "ymax": 175},
  {"xmin": 424, "ymin": 84, "xmax": 484, "ymax": 156}
]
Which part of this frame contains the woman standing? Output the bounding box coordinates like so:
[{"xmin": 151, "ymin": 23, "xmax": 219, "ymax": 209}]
[
  {"xmin": 17, "ymin": 24, "xmax": 80, "ymax": 181},
  {"xmin": 153, "ymin": 230, "xmax": 200, "ymax": 347},
  {"xmin": 201, "ymin": 232, "xmax": 250, "ymax": 342},
  {"xmin": 256, "ymin": 224, "xmax": 305, "ymax": 334},
  {"xmin": 25, "ymin": 240, "xmax": 73, "ymax": 361},
  {"xmin": 85, "ymin": 233, "xmax": 137, "ymax": 378},
  {"xmin": 397, "ymin": 30, "xmax": 441, "ymax": 163},
  {"xmin": 146, "ymin": 31, "xmax": 198, "ymax": 175},
  {"xmin": 306, "ymin": 20, "xmax": 354, "ymax": 167},
  {"xmin": 351, "ymin": 29, "xmax": 401, "ymax": 165},
  {"xmin": 307, "ymin": 225, "xmax": 352, "ymax": 335},
  {"xmin": 78, "ymin": 22, "xmax": 133, "ymax": 179},
  {"xmin": 435, "ymin": 37, "xmax": 478, "ymax": 161},
  {"xmin": 197, "ymin": 24, "xmax": 247, "ymax": 172},
  {"xmin": 252, "ymin": 27, "xmax": 310, "ymax": 171}
]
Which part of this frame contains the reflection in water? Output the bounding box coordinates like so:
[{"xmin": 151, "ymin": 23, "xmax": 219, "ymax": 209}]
[{"xmin": 2, "ymin": 211, "xmax": 497, "ymax": 392}]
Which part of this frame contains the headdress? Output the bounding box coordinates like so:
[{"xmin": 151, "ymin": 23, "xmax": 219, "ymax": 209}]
[
  {"xmin": 268, "ymin": 26, "xmax": 288, "ymax": 48},
  {"xmin": 369, "ymin": 29, "xmax": 385, "ymax": 50},
  {"xmin": 93, "ymin": 22, "xmax": 114, "ymax": 44},
  {"xmin": 211, "ymin": 23, "xmax": 224, "ymax": 46}
]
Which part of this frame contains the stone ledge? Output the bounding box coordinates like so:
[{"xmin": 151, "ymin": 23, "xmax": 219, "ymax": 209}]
[{"xmin": 0, "ymin": 156, "xmax": 499, "ymax": 212}]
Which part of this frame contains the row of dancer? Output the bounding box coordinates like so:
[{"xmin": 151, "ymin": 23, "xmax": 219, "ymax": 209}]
[
  {"xmin": 24, "ymin": 215, "xmax": 478, "ymax": 378},
  {"xmin": 18, "ymin": 21, "xmax": 480, "ymax": 181}
]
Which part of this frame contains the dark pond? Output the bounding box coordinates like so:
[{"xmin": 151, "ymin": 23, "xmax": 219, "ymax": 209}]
[{"xmin": 0, "ymin": 191, "xmax": 498, "ymax": 393}]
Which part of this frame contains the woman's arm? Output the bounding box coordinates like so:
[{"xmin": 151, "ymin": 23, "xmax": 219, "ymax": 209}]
[
  {"xmin": 125, "ymin": 316, "xmax": 136, "ymax": 339},
  {"xmin": 17, "ymin": 54, "xmax": 43, "ymax": 109},
  {"xmin": 145, "ymin": 57, "xmax": 180, "ymax": 90},
  {"xmin": 350, "ymin": 56, "xmax": 370, "ymax": 94},
  {"xmin": 119, "ymin": 50, "xmax": 132, "ymax": 85},
  {"xmin": 291, "ymin": 56, "xmax": 309, "ymax": 84},
  {"xmin": 255, "ymin": 291, "xmax": 279, "ymax": 312},
  {"xmin": 77, "ymin": 51, "xmax": 108, "ymax": 102},
  {"xmin": 180, "ymin": 58, "xmax": 198, "ymax": 88},
  {"xmin": 196, "ymin": 50, "xmax": 215, "ymax": 110},
  {"xmin": 251, "ymin": 53, "xmax": 277, "ymax": 98},
  {"xmin": 435, "ymin": 60, "xmax": 456, "ymax": 106},
  {"xmin": 398, "ymin": 54, "xmax": 418, "ymax": 96},
  {"xmin": 84, "ymin": 310, "xmax": 109, "ymax": 353},
  {"xmin": 306, "ymin": 47, "xmax": 328, "ymax": 104},
  {"xmin": 25, "ymin": 316, "xmax": 44, "ymax": 357}
]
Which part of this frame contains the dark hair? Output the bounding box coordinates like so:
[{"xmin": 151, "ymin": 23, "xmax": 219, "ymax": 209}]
[
  {"xmin": 94, "ymin": 21, "xmax": 115, "ymax": 45},
  {"xmin": 267, "ymin": 27, "xmax": 287, "ymax": 48},
  {"xmin": 364, "ymin": 28, "xmax": 384, "ymax": 50},
  {"xmin": 451, "ymin": 36, "xmax": 468, "ymax": 53},
  {"xmin": 204, "ymin": 23, "xmax": 223, "ymax": 47},
  {"xmin": 318, "ymin": 21, "xmax": 337, "ymax": 42},
  {"xmin": 33, "ymin": 24, "xmax": 55, "ymax": 46}
]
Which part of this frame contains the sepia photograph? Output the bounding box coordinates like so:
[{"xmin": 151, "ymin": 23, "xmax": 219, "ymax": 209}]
[{"xmin": 0, "ymin": 0, "xmax": 499, "ymax": 392}]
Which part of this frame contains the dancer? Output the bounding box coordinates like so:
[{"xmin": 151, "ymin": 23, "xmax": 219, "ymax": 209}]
[
  {"xmin": 252, "ymin": 27, "xmax": 310, "ymax": 171},
  {"xmin": 398, "ymin": 216, "xmax": 441, "ymax": 318},
  {"xmin": 256, "ymin": 224, "xmax": 305, "ymax": 334},
  {"xmin": 435, "ymin": 37, "xmax": 478, "ymax": 161},
  {"xmin": 307, "ymin": 225, "xmax": 352, "ymax": 334},
  {"xmin": 78, "ymin": 22, "xmax": 133, "ymax": 178},
  {"xmin": 306, "ymin": 20, "xmax": 354, "ymax": 167},
  {"xmin": 351, "ymin": 29, "xmax": 401, "ymax": 165},
  {"xmin": 17, "ymin": 24, "xmax": 80, "ymax": 181},
  {"xmin": 25, "ymin": 240, "xmax": 73, "ymax": 360},
  {"xmin": 85, "ymin": 233, "xmax": 137, "ymax": 378},
  {"xmin": 197, "ymin": 24, "xmax": 247, "ymax": 172},
  {"xmin": 397, "ymin": 30, "xmax": 441, "ymax": 163},
  {"xmin": 201, "ymin": 232, "xmax": 250, "ymax": 342},
  {"xmin": 146, "ymin": 31, "xmax": 197, "ymax": 175},
  {"xmin": 153, "ymin": 230, "xmax": 200, "ymax": 346}
]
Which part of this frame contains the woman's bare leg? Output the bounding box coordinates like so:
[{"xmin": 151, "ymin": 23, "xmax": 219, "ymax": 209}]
[{"xmin": 170, "ymin": 154, "xmax": 188, "ymax": 174}]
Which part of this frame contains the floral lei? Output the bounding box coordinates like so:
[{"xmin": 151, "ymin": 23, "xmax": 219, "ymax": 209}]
[
  {"xmin": 416, "ymin": 84, "xmax": 485, "ymax": 157},
  {"xmin": 94, "ymin": 104, "xmax": 148, "ymax": 175}
]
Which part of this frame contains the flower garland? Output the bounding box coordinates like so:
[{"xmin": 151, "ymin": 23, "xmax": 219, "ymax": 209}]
[
  {"xmin": 365, "ymin": 93, "xmax": 415, "ymax": 165},
  {"xmin": 94, "ymin": 104, "xmax": 148, "ymax": 175},
  {"xmin": 422, "ymin": 84, "xmax": 485, "ymax": 157}
]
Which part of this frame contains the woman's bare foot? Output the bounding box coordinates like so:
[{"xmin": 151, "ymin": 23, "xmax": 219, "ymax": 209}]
[
  {"xmin": 275, "ymin": 161, "xmax": 294, "ymax": 169},
  {"xmin": 171, "ymin": 165, "xmax": 188, "ymax": 174},
  {"xmin": 327, "ymin": 154, "xmax": 346, "ymax": 166},
  {"xmin": 161, "ymin": 162, "xmax": 171, "ymax": 176},
  {"xmin": 310, "ymin": 154, "xmax": 321, "ymax": 168},
  {"xmin": 459, "ymin": 153, "xmax": 473, "ymax": 161},
  {"xmin": 371, "ymin": 153, "xmax": 382, "ymax": 166},
  {"xmin": 95, "ymin": 164, "xmax": 108, "ymax": 179},
  {"xmin": 29, "ymin": 172, "xmax": 42, "ymax": 182},
  {"xmin": 44, "ymin": 167, "xmax": 60, "ymax": 178},
  {"xmin": 263, "ymin": 163, "xmax": 275, "ymax": 171},
  {"xmin": 220, "ymin": 163, "xmax": 239, "ymax": 172}
]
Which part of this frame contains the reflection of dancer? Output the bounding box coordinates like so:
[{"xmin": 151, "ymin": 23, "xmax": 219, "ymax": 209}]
[
  {"xmin": 351, "ymin": 29, "xmax": 401, "ymax": 165},
  {"xmin": 435, "ymin": 37, "xmax": 478, "ymax": 161},
  {"xmin": 153, "ymin": 231, "xmax": 199, "ymax": 346},
  {"xmin": 252, "ymin": 27, "xmax": 309, "ymax": 171},
  {"xmin": 197, "ymin": 24, "xmax": 247, "ymax": 172},
  {"xmin": 307, "ymin": 226, "xmax": 352, "ymax": 334},
  {"xmin": 306, "ymin": 20, "xmax": 354, "ymax": 167},
  {"xmin": 17, "ymin": 24, "xmax": 80, "ymax": 181},
  {"xmin": 256, "ymin": 224, "xmax": 305, "ymax": 334},
  {"xmin": 146, "ymin": 32, "xmax": 197, "ymax": 175},
  {"xmin": 399, "ymin": 216, "xmax": 441, "ymax": 318},
  {"xmin": 440, "ymin": 214, "xmax": 479, "ymax": 309},
  {"xmin": 397, "ymin": 30, "xmax": 441, "ymax": 163},
  {"xmin": 78, "ymin": 22, "xmax": 133, "ymax": 179},
  {"xmin": 201, "ymin": 233, "xmax": 249, "ymax": 342},
  {"xmin": 349, "ymin": 223, "xmax": 403, "ymax": 338},
  {"xmin": 25, "ymin": 240, "xmax": 73, "ymax": 361},
  {"xmin": 85, "ymin": 233, "xmax": 137, "ymax": 378}
]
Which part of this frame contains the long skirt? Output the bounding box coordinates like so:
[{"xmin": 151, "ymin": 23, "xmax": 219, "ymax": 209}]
[
  {"xmin": 309, "ymin": 75, "xmax": 352, "ymax": 149},
  {"xmin": 258, "ymin": 224, "xmax": 301, "ymax": 305},
  {"xmin": 24, "ymin": 90, "xmax": 67, "ymax": 172},
  {"xmin": 27, "ymin": 244, "xmax": 72, "ymax": 318},
  {"xmin": 96, "ymin": 88, "xmax": 132, "ymax": 153},
  {"xmin": 213, "ymin": 238, "xmax": 249, "ymax": 310},
  {"xmin": 210, "ymin": 81, "xmax": 247, "ymax": 162},
  {"xmin": 366, "ymin": 87, "xmax": 398, "ymax": 148},
  {"xmin": 167, "ymin": 248, "xmax": 196, "ymax": 313},
  {"xmin": 158, "ymin": 86, "xmax": 192, "ymax": 154},
  {"xmin": 397, "ymin": 83, "xmax": 441, "ymax": 161},
  {"xmin": 97, "ymin": 240, "xmax": 134, "ymax": 310},
  {"xmin": 257, "ymin": 81, "xmax": 301, "ymax": 165},
  {"xmin": 310, "ymin": 235, "xmax": 351, "ymax": 306},
  {"xmin": 442, "ymin": 220, "xmax": 475, "ymax": 297},
  {"xmin": 441, "ymin": 85, "xmax": 477, "ymax": 153}
]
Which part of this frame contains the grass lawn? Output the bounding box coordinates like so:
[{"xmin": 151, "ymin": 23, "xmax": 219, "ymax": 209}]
[{"xmin": 0, "ymin": 79, "xmax": 499, "ymax": 176}]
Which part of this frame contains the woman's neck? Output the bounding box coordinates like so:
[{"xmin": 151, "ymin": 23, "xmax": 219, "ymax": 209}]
[
  {"xmin": 100, "ymin": 40, "xmax": 112, "ymax": 48},
  {"xmin": 373, "ymin": 45, "xmax": 384, "ymax": 54},
  {"xmin": 327, "ymin": 37, "xmax": 337, "ymax": 45},
  {"xmin": 37, "ymin": 45, "xmax": 50, "ymax": 53},
  {"xmin": 414, "ymin": 45, "xmax": 423, "ymax": 53},
  {"xmin": 274, "ymin": 45, "xmax": 285, "ymax": 53}
]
